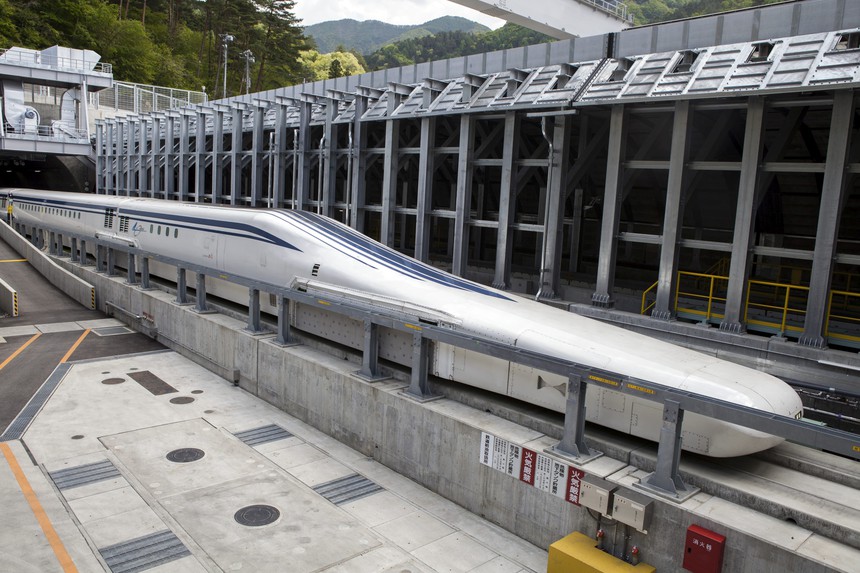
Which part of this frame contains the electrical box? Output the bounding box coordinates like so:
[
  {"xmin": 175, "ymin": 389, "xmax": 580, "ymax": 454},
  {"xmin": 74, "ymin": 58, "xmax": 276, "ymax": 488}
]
[
  {"xmin": 611, "ymin": 489, "xmax": 653, "ymax": 532},
  {"xmin": 579, "ymin": 474, "xmax": 617, "ymax": 515},
  {"xmin": 683, "ymin": 524, "xmax": 726, "ymax": 573}
]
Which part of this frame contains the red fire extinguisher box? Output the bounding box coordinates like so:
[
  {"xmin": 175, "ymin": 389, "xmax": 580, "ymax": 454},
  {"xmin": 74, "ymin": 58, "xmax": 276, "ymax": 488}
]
[{"xmin": 683, "ymin": 524, "xmax": 726, "ymax": 573}]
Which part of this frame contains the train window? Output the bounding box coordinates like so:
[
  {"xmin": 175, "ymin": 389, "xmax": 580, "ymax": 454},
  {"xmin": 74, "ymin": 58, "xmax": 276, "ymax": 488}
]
[
  {"xmin": 150, "ymin": 224, "xmax": 153, "ymax": 233},
  {"xmin": 158, "ymin": 225, "xmax": 162, "ymax": 234},
  {"xmin": 174, "ymin": 228, "xmax": 178, "ymax": 238},
  {"xmin": 165, "ymin": 226, "xmax": 170, "ymax": 235}
]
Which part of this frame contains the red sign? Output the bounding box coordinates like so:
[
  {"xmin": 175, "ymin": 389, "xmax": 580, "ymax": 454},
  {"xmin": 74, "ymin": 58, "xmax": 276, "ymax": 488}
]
[
  {"xmin": 565, "ymin": 467, "xmax": 585, "ymax": 505},
  {"xmin": 519, "ymin": 447, "xmax": 536, "ymax": 485}
]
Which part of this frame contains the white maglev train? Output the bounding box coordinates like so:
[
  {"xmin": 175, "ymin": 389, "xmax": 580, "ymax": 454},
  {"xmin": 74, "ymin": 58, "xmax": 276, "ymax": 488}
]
[{"xmin": 2, "ymin": 188, "xmax": 805, "ymax": 457}]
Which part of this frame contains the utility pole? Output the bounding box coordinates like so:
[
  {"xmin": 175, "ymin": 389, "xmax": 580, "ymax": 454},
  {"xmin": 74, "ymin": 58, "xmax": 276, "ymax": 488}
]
[
  {"xmin": 242, "ymin": 50, "xmax": 255, "ymax": 95},
  {"xmin": 220, "ymin": 33, "xmax": 234, "ymax": 99}
]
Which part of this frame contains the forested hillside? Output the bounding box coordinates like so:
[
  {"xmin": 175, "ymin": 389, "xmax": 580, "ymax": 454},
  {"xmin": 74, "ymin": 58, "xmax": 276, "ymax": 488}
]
[{"xmin": 0, "ymin": 0, "xmax": 792, "ymax": 93}]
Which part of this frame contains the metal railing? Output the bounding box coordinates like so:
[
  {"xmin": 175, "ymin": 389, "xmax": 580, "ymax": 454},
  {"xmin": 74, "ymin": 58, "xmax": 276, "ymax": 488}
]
[
  {"xmin": 581, "ymin": 0, "xmax": 633, "ymax": 23},
  {"xmin": 0, "ymin": 47, "xmax": 112, "ymax": 74},
  {"xmin": 92, "ymin": 82, "xmax": 208, "ymax": 115},
  {"xmin": 744, "ymin": 280, "xmax": 809, "ymax": 338},
  {"xmin": 3, "ymin": 121, "xmax": 89, "ymax": 141}
]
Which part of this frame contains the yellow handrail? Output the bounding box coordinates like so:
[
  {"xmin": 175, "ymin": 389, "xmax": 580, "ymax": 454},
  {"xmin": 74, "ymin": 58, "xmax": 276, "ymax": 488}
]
[{"xmin": 641, "ymin": 280, "xmax": 658, "ymax": 315}]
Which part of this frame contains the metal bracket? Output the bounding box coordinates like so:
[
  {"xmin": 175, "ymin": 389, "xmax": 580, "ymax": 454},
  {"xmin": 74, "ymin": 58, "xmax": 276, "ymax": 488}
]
[
  {"xmin": 244, "ymin": 287, "xmax": 266, "ymax": 334},
  {"xmin": 636, "ymin": 399, "xmax": 700, "ymax": 502},
  {"xmin": 401, "ymin": 331, "xmax": 441, "ymax": 402}
]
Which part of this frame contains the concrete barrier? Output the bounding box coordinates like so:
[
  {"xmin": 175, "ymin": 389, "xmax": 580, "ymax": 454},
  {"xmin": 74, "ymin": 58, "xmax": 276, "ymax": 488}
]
[
  {"xmin": 0, "ymin": 275, "xmax": 18, "ymax": 316},
  {"xmin": 0, "ymin": 221, "xmax": 95, "ymax": 310}
]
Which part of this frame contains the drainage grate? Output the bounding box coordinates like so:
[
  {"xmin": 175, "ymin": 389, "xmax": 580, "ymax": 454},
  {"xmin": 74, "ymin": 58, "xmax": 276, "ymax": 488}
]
[
  {"xmin": 166, "ymin": 448, "xmax": 205, "ymax": 463},
  {"xmin": 49, "ymin": 459, "xmax": 122, "ymax": 491},
  {"xmin": 92, "ymin": 326, "xmax": 133, "ymax": 337},
  {"xmin": 1, "ymin": 363, "xmax": 71, "ymax": 441},
  {"xmin": 234, "ymin": 504, "xmax": 281, "ymax": 527},
  {"xmin": 234, "ymin": 424, "xmax": 293, "ymax": 447},
  {"xmin": 312, "ymin": 473, "xmax": 383, "ymax": 506},
  {"xmin": 99, "ymin": 530, "xmax": 190, "ymax": 573}
]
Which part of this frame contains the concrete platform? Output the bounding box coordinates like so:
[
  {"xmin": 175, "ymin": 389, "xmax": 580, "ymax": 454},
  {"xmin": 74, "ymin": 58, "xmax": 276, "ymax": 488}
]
[{"xmin": 1, "ymin": 348, "xmax": 547, "ymax": 573}]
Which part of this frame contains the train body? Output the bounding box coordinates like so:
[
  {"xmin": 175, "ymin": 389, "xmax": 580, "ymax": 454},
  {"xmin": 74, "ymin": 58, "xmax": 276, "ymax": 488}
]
[{"xmin": 1, "ymin": 188, "xmax": 805, "ymax": 457}]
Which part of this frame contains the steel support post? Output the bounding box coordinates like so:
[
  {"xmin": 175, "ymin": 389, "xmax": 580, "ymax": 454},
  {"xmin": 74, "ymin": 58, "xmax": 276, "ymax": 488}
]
[
  {"xmin": 127, "ymin": 253, "xmax": 137, "ymax": 285},
  {"xmin": 350, "ymin": 95, "xmax": 369, "ymax": 230},
  {"xmin": 58, "ymin": 234, "xmax": 65, "ymax": 257},
  {"xmin": 138, "ymin": 118, "xmax": 149, "ymax": 197},
  {"xmin": 194, "ymin": 109, "xmax": 207, "ymax": 201},
  {"xmin": 403, "ymin": 331, "xmax": 438, "ymax": 401},
  {"xmin": 95, "ymin": 120, "xmax": 105, "ymax": 193},
  {"xmin": 452, "ymin": 114, "xmax": 475, "ymax": 277},
  {"xmin": 70, "ymin": 237, "xmax": 78, "ymax": 262},
  {"xmin": 151, "ymin": 115, "xmax": 162, "ymax": 198},
  {"xmin": 176, "ymin": 267, "xmax": 189, "ymax": 304},
  {"xmin": 273, "ymin": 101, "xmax": 289, "ymax": 208},
  {"xmin": 212, "ymin": 108, "xmax": 225, "ymax": 201},
  {"xmin": 95, "ymin": 245, "xmax": 105, "ymax": 272},
  {"xmin": 722, "ymin": 97, "xmax": 766, "ymax": 333},
  {"xmin": 296, "ymin": 101, "xmax": 313, "ymax": 211},
  {"xmin": 638, "ymin": 400, "xmax": 699, "ymax": 502},
  {"xmin": 230, "ymin": 106, "xmax": 243, "ymax": 205},
  {"xmin": 106, "ymin": 248, "xmax": 117, "ymax": 276},
  {"xmin": 592, "ymin": 105, "xmax": 627, "ymax": 308},
  {"xmin": 274, "ymin": 295, "xmax": 294, "ymax": 346},
  {"xmin": 164, "ymin": 114, "xmax": 176, "ymax": 199},
  {"xmin": 380, "ymin": 118, "xmax": 399, "ymax": 246},
  {"xmin": 550, "ymin": 375, "xmax": 602, "ymax": 463},
  {"xmin": 652, "ymin": 100, "xmax": 692, "ymax": 320},
  {"xmin": 246, "ymin": 288, "xmax": 263, "ymax": 333},
  {"xmin": 800, "ymin": 90, "xmax": 855, "ymax": 348},
  {"xmin": 194, "ymin": 273, "xmax": 208, "ymax": 312},
  {"xmin": 251, "ymin": 104, "xmax": 266, "ymax": 206},
  {"xmin": 79, "ymin": 240, "xmax": 87, "ymax": 265},
  {"xmin": 140, "ymin": 256, "xmax": 151, "ymax": 289},
  {"xmin": 493, "ymin": 112, "xmax": 520, "ymax": 289},
  {"xmin": 356, "ymin": 320, "xmax": 386, "ymax": 381},
  {"xmin": 537, "ymin": 116, "xmax": 571, "ymax": 300},
  {"xmin": 115, "ymin": 120, "xmax": 126, "ymax": 194},
  {"xmin": 178, "ymin": 112, "xmax": 190, "ymax": 201},
  {"xmin": 104, "ymin": 121, "xmax": 114, "ymax": 195},
  {"xmin": 322, "ymin": 99, "xmax": 337, "ymax": 217},
  {"xmin": 48, "ymin": 232, "xmax": 56, "ymax": 255},
  {"xmin": 415, "ymin": 116, "xmax": 436, "ymax": 262}
]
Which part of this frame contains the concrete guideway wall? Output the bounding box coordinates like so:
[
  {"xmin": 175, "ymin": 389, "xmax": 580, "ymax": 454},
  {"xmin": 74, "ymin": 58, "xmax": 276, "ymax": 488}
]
[
  {"xmin": 0, "ymin": 274, "xmax": 17, "ymax": 316},
  {"xmin": 0, "ymin": 221, "xmax": 94, "ymax": 311},
  {"xmin": 38, "ymin": 252, "xmax": 859, "ymax": 573}
]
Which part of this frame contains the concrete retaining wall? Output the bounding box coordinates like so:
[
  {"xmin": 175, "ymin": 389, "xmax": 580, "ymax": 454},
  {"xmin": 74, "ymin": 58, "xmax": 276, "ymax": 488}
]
[
  {"xmin": 45, "ymin": 254, "xmax": 855, "ymax": 573},
  {"xmin": 0, "ymin": 275, "xmax": 18, "ymax": 316},
  {"xmin": 0, "ymin": 221, "xmax": 94, "ymax": 310}
]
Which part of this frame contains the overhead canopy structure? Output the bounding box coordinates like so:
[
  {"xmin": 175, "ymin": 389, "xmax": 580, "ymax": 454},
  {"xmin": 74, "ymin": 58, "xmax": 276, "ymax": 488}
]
[{"xmin": 449, "ymin": 0, "xmax": 632, "ymax": 39}]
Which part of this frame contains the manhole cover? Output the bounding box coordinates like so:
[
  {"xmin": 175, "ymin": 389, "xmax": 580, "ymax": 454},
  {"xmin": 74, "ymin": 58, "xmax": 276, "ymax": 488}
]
[
  {"xmin": 234, "ymin": 504, "xmax": 280, "ymax": 527},
  {"xmin": 101, "ymin": 378, "xmax": 125, "ymax": 385},
  {"xmin": 169, "ymin": 396, "xmax": 195, "ymax": 404},
  {"xmin": 166, "ymin": 448, "xmax": 205, "ymax": 463}
]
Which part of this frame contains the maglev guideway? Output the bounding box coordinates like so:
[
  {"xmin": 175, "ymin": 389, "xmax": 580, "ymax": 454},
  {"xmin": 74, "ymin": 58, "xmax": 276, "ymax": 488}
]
[{"xmin": 448, "ymin": 0, "xmax": 632, "ymax": 39}]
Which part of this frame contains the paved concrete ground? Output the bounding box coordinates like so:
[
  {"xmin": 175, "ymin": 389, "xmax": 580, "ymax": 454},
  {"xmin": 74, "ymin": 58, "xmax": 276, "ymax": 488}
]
[{"xmin": 1, "ymin": 341, "xmax": 547, "ymax": 573}]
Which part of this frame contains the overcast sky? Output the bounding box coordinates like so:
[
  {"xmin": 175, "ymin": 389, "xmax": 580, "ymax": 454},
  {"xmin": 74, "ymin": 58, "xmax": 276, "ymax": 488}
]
[{"xmin": 293, "ymin": 0, "xmax": 506, "ymax": 29}]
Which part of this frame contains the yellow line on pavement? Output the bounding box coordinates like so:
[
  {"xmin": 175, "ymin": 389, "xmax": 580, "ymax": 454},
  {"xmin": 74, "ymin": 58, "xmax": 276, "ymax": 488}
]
[
  {"xmin": 0, "ymin": 442, "xmax": 79, "ymax": 572},
  {"xmin": 60, "ymin": 329, "xmax": 90, "ymax": 363},
  {"xmin": 0, "ymin": 332, "xmax": 41, "ymax": 371},
  {"xmin": 0, "ymin": 258, "xmax": 27, "ymax": 263}
]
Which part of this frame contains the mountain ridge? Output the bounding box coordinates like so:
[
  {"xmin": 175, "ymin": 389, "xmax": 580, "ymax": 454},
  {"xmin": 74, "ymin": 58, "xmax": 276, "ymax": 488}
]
[{"xmin": 305, "ymin": 16, "xmax": 490, "ymax": 54}]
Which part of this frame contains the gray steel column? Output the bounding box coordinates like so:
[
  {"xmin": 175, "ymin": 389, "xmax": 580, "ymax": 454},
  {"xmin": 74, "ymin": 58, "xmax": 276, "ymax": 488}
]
[
  {"xmin": 96, "ymin": 244, "xmax": 105, "ymax": 272},
  {"xmin": 127, "ymin": 253, "xmax": 137, "ymax": 285},
  {"xmin": 592, "ymin": 105, "xmax": 627, "ymax": 308},
  {"xmin": 537, "ymin": 116, "xmax": 572, "ymax": 300},
  {"xmin": 800, "ymin": 90, "xmax": 855, "ymax": 348},
  {"xmin": 138, "ymin": 117, "xmax": 149, "ymax": 197},
  {"xmin": 194, "ymin": 108, "xmax": 208, "ymax": 201},
  {"xmin": 381, "ymin": 117, "xmax": 400, "ymax": 246},
  {"xmin": 415, "ymin": 116, "xmax": 436, "ymax": 262},
  {"xmin": 273, "ymin": 99, "xmax": 290, "ymax": 207},
  {"xmin": 251, "ymin": 103, "xmax": 266, "ymax": 206},
  {"xmin": 95, "ymin": 120, "xmax": 105, "ymax": 193},
  {"xmin": 178, "ymin": 111, "xmax": 191, "ymax": 201},
  {"xmin": 150, "ymin": 114, "xmax": 162, "ymax": 198},
  {"xmin": 652, "ymin": 100, "xmax": 692, "ymax": 320},
  {"xmin": 104, "ymin": 120, "xmax": 114, "ymax": 195},
  {"xmin": 79, "ymin": 239, "xmax": 87, "ymax": 265},
  {"xmin": 722, "ymin": 97, "xmax": 766, "ymax": 333},
  {"xmin": 140, "ymin": 256, "xmax": 150, "ymax": 289},
  {"xmin": 230, "ymin": 105, "xmax": 243, "ymax": 205},
  {"xmin": 350, "ymin": 93, "xmax": 369, "ymax": 231},
  {"xmin": 641, "ymin": 400, "xmax": 696, "ymax": 500},
  {"xmin": 358, "ymin": 320, "xmax": 383, "ymax": 380},
  {"xmin": 164, "ymin": 113, "xmax": 176, "ymax": 199},
  {"xmin": 70, "ymin": 237, "xmax": 78, "ymax": 262},
  {"xmin": 115, "ymin": 120, "xmax": 125, "ymax": 194},
  {"xmin": 405, "ymin": 331, "xmax": 434, "ymax": 400},
  {"xmin": 106, "ymin": 248, "xmax": 117, "ymax": 276},
  {"xmin": 553, "ymin": 375, "xmax": 601, "ymax": 462},
  {"xmin": 275, "ymin": 295, "xmax": 292, "ymax": 345},
  {"xmin": 452, "ymin": 114, "xmax": 475, "ymax": 277},
  {"xmin": 212, "ymin": 107, "xmax": 225, "ymax": 202},
  {"xmin": 322, "ymin": 98, "xmax": 337, "ymax": 217},
  {"xmin": 176, "ymin": 267, "xmax": 188, "ymax": 304},
  {"xmin": 195, "ymin": 273, "xmax": 207, "ymax": 312},
  {"xmin": 296, "ymin": 100, "xmax": 313, "ymax": 211},
  {"xmin": 493, "ymin": 112, "xmax": 520, "ymax": 289},
  {"xmin": 49, "ymin": 231, "xmax": 56, "ymax": 255},
  {"xmin": 247, "ymin": 288, "xmax": 263, "ymax": 333}
]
